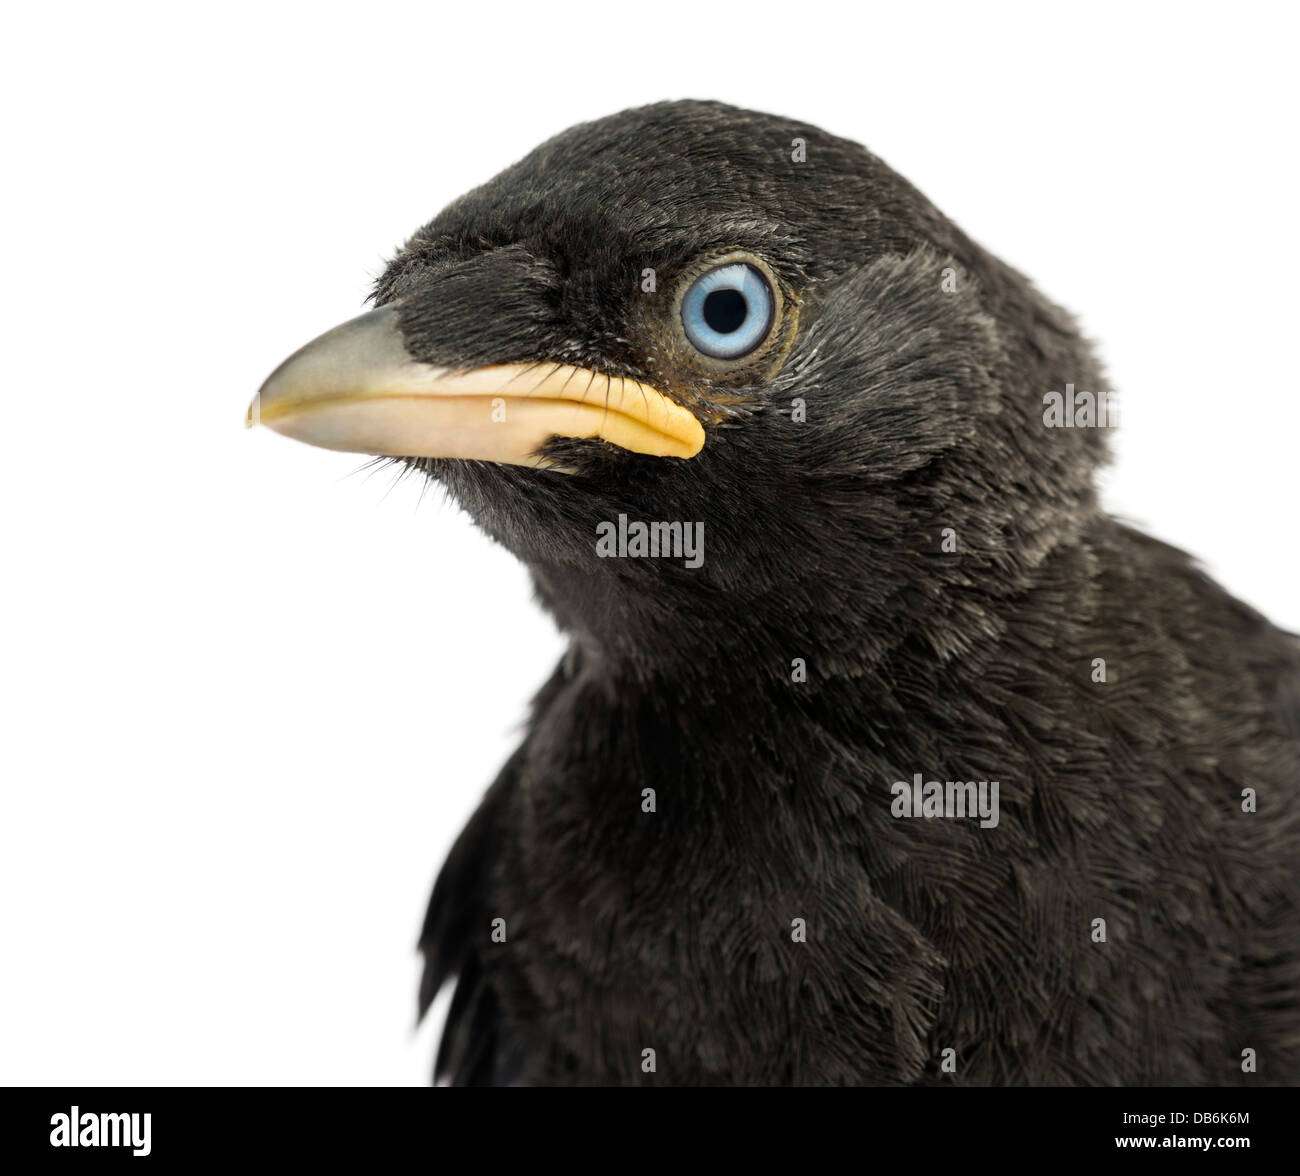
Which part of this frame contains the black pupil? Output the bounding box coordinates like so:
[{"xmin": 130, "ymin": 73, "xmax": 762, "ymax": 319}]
[{"xmin": 703, "ymin": 287, "xmax": 748, "ymax": 334}]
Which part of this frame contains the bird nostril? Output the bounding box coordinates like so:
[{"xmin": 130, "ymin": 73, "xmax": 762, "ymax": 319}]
[{"xmin": 702, "ymin": 288, "xmax": 747, "ymax": 334}]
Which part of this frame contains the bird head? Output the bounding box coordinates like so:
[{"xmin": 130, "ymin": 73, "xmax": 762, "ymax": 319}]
[{"xmin": 251, "ymin": 101, "xmax": 1109, "ymax": 677}]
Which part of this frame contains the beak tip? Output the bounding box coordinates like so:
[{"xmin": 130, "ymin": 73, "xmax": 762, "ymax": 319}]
[{"xmin": 245, "ymin": 394, "xmax": 261, "ymax": 429}]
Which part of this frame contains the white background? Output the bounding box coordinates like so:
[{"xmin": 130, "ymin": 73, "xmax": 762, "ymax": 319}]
[{"xmin": 2, "ymin": 1, "xmax": 1296, "ymax": 1085}]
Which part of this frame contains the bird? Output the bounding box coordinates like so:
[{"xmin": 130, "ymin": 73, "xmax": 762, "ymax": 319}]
[{"xmin": 249, "ymin": 100, "xmax": 1300, "ymax": 1086}]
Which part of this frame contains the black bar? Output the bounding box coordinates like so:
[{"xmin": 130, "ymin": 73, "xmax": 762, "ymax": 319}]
[{"xmin": 3, "ymin": 1085, "xmax": 1291, "ymax": 1163}]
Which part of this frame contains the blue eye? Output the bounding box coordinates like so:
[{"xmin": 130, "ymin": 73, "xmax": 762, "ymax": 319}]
[{"xmin": 680, "ymin": 262, "xmax": 774, "ymax": 359}]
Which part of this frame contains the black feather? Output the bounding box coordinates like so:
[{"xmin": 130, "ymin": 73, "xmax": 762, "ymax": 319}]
[{"xmin": 392, "ymin": 101, "xmax": 1300, "ymax": 1085}]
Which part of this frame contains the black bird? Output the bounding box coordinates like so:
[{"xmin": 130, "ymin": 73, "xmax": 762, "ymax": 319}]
[{"xmin": 250, "ymin": 101, "xmax": 1300, "ymax": 1086}]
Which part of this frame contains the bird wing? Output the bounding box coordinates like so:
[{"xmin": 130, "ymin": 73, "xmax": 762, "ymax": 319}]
[{"xmin": 418, "ymin": 745, "xmax": 522, "ymax": 1086}]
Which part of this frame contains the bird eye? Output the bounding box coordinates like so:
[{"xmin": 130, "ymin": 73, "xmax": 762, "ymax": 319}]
[{"xmin": 679, "ymin": 262, "xmax": 775, "ymax": 360}]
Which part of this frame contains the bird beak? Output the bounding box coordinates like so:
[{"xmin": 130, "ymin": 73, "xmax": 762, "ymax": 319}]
[{"xmin": 246, "ymin": 305, "xmax": 704, "ymax": 466}]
